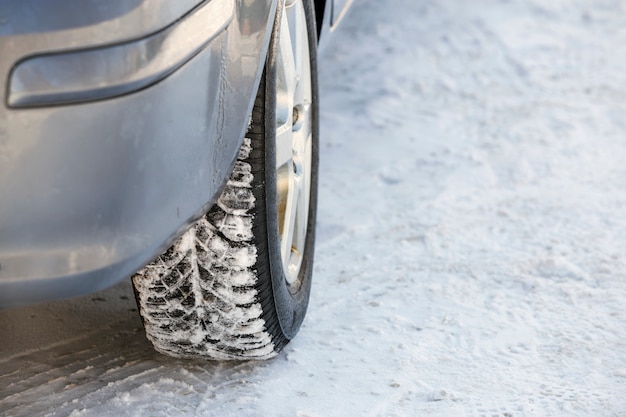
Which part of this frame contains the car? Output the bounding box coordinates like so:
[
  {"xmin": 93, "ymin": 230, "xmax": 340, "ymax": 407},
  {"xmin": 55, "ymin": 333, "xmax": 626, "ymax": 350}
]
[{"xmin": 0, "ymin": 0, "xmax": 352, "ymax": 360}]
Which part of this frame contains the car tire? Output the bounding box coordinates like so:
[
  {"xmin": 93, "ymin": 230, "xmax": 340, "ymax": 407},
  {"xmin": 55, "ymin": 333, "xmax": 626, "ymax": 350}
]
[{"xmin": 132, "ymin": 0, "xmax": 318, "ymax": 360}]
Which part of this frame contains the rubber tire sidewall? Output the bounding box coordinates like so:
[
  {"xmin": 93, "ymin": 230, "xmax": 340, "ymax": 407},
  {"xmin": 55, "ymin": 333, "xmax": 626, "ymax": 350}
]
[{"xmin": 264, "ymin": 0, "xmax": 319, "ymax": 340}]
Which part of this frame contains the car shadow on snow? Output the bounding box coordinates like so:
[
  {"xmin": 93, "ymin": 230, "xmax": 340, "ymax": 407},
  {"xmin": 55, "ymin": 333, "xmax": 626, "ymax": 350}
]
[{"xmin": 0, "ymin": 280, "xmax": 267, "ymax": 417}]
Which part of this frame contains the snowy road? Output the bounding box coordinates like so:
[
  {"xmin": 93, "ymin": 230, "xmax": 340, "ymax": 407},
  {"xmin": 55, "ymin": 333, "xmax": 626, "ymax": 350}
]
[{"xmin": 2, "ymin": 0, "xmax": 626, "ymax": 416}]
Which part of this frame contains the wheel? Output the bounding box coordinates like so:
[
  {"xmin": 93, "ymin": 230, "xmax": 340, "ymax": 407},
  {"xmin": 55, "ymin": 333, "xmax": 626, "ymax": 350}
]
[{"xmin": 131, "ymin": 0, "xmax": 318, "ymax": 360}]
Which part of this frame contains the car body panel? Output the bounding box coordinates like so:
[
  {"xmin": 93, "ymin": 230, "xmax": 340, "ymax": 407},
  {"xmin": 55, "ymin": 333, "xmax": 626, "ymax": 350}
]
[
  {"xmin": 7, "ymin": 0, "xmax": 236, "ymax": 108},
  {"xmin": 0, "ymin": 0, "xmax": 277, "ymax": 307},
  {"xmin": 0, "ymin": 0, "xmax": 348, "ymax": 309}
]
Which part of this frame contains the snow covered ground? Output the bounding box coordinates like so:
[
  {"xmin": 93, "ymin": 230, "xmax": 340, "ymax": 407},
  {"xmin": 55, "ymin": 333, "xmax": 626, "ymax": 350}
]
[{"xmin": 2, "ymin": 0, "xmax": 626, "ymax": 415}]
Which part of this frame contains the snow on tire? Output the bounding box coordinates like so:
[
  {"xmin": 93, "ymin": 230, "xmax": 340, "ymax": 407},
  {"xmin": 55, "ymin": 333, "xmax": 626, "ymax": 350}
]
[
  {"xmin": 132, "ymin": 0, "xmax": 318, "ymax": 360},
  {"xmin": 133, "ymin": 138, "xmax": 277, "ymax": 360}
]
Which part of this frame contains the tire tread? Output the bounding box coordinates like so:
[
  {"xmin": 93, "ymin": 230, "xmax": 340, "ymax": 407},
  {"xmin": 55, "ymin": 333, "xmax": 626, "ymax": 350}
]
[{"xmin": 132, "ymin": 135, "xmax": 278, "ymax": 360}]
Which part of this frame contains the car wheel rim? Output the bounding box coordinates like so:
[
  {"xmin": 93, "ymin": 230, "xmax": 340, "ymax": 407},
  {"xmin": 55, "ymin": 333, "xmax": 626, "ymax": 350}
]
[{"xmin": 274, "ymin": 0, "xmax": 312, "ymax": 286}]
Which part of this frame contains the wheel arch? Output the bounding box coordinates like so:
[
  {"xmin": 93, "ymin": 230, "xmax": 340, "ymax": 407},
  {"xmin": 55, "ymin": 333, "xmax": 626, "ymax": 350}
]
[{"xmin": 313, "ymin": 0, "xmax": 328, "ymax": 38}]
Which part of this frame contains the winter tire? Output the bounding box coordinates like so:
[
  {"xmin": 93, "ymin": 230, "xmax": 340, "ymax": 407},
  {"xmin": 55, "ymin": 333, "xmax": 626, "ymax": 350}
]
[{"xmin": 132, "ymin": 0, "xmax": 318, "ymax": 360}]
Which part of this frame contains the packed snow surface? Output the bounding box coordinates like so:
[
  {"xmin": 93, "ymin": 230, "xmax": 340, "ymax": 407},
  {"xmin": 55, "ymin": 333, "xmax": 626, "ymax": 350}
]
[{"xmin": 2, "ymin": 0, "xmax": 626, "ymax": 415}]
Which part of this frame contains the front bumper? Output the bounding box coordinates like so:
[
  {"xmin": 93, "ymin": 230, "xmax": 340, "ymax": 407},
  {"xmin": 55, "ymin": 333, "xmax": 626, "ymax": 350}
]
[{"xmin": 0, "ymin": 0, "xmax": 276, "ymax": 307}]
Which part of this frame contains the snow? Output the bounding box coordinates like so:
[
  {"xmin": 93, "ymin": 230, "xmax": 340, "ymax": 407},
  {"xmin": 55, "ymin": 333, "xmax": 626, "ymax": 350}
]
[{"xmin": 2, "ymin": 0, "xmax": 626, "ymax": 415}]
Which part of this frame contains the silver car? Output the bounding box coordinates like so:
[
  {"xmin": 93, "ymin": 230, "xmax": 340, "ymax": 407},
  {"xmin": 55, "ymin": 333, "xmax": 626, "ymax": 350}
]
[{"xmin": 0, "ymin": 0, "xmax": 351, "ymax": 360}]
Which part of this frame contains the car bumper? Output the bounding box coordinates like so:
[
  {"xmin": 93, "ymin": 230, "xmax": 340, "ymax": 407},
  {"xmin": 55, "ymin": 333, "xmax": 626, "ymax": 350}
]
[{"xmin": 0, "ymin": 0, "xmax": 276, "ymax": 307}]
